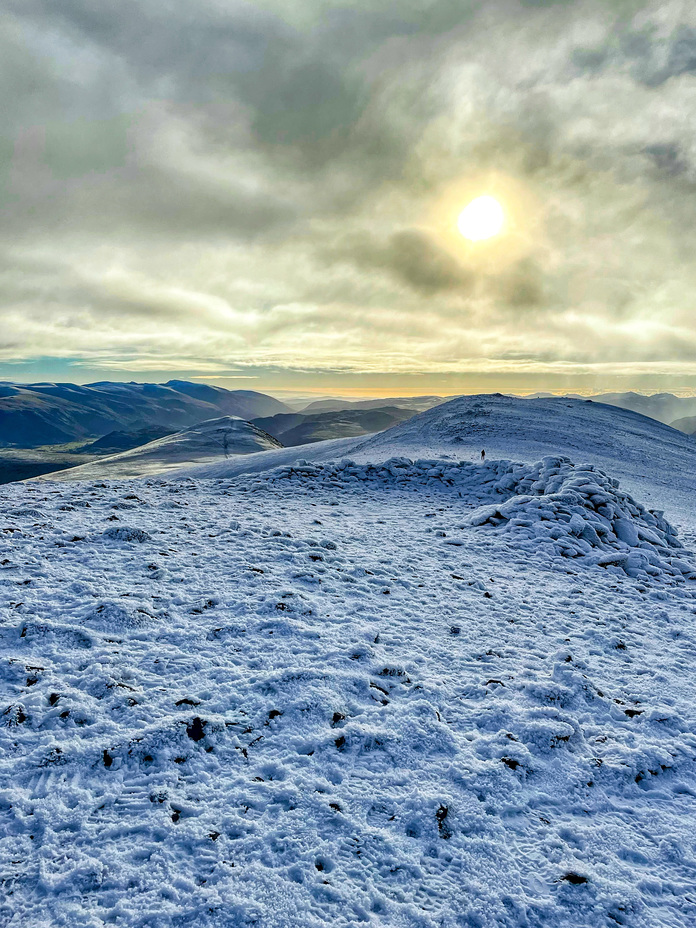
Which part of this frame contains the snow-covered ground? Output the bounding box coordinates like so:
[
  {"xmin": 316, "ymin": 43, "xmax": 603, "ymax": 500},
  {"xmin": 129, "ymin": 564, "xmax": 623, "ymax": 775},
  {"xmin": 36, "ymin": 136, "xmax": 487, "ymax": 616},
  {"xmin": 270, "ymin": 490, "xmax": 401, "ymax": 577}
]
[
  {"xmin": 42, "ymin": 397, "xmax": 696, "ymax": 535},
  {"xmin": 353, "ymin": 396, "xmax": 696, "ymax": 523},
  {"xmin": 3, "ymin": 397, "xmax": 696, "ymax": 927}
]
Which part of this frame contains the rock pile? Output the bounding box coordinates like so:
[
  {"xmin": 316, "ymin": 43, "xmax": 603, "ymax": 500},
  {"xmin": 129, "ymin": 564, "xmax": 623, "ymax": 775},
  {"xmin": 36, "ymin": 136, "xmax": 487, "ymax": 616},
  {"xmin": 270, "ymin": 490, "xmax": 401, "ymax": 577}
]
[{"xmin": 467, "ymin": 456, "xmax": 694, "ymax": 582}]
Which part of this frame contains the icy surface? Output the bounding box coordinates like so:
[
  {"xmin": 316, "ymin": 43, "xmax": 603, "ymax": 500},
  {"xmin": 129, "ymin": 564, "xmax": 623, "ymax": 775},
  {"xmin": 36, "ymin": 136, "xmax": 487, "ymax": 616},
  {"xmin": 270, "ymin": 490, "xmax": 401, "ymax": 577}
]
[{"xmin": 2, "ymin": 454, "xmax": 696, "ymax": 927}]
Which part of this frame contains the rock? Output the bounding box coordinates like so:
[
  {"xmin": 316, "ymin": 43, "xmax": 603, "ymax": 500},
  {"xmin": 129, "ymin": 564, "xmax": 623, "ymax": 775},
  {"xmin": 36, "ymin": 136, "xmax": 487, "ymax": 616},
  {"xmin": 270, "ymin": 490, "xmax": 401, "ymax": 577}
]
[
  {"xmin": 613, "ymin": 518, "xmax": 639, "ymax": 547},
  {"xmin": 102, "ymin": 526, "xmax": 151, "ymax": 543},
  {"xmin": 596, "ymin": 552, "xmax": 630, "ymax": 567}
]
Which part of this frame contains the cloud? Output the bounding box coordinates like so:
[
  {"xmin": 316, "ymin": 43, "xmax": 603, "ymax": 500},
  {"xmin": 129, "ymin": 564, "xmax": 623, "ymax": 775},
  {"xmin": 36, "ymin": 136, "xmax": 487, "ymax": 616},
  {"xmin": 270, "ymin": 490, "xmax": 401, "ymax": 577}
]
[
  {"xmin": 2, "ymin": 0, "xmax": 696, "ymax": 389},
  {"xmin": 326, "ymin": 229, "xmax": 474, "ymax": 294}
]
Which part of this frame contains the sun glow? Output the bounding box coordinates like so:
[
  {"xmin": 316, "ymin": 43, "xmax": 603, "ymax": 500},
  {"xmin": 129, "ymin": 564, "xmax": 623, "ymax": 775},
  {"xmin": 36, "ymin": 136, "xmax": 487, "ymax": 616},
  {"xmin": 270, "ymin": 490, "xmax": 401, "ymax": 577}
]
[
  {"xmin": 457, "ymin": 195, "xmax": 505, "ymax": 242},
  {"xmin": 426, "ymin": 173, "xmax": 539, "ymax": 272}
]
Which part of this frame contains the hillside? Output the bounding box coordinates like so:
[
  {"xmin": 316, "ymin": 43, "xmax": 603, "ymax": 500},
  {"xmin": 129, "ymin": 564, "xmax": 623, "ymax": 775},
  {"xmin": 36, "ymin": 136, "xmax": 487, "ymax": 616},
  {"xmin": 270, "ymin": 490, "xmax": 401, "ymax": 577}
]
[
  {"xmin": 295, "ymin": 391, "xmax": 696, "ymax": 432},
  {"xmin": 300, "ymin": 395, "xmax": 450, "ymax": 414},
  {"xmin": 0, "ymin": 428, "xmax": 177, "ymax": 486},
  {"xmin": 79, "ymin": 426, "xmax": 177, "ymax": 453},
  {"xmin": 0, "ymin": 381, "xmax": 289, "ymax": 448},
  {"xmin": 34, "ymin": 417, "xmax": 282, "ymax": 480},
  {"xmin": 355, "ymin": 395, "xmax": 696, "ymax": 531},
  {"xmin": 252, "ymin": 406, "xmax": 416, "ymax": 446},
  {"xmin": 671, "ymin": 416, "xmax": 696, "ymax": 436},
  {"xmin": 0, "ymin": 445, "xmax": 100, "ymax": 485},
  {"xmin": 590, "ymin": 392, "xmax": 696, "ymax": 427}
]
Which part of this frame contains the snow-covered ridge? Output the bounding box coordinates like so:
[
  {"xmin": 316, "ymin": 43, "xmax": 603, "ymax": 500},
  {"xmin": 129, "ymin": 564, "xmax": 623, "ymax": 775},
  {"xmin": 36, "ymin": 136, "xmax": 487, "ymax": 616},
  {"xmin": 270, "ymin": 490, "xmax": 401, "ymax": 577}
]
[
  {"xmin": 177, "ymin": 395, "xmax": 696, "ymax": 535},
  {"xmin": 34, "ymin": 416, "xmax": 282, "ymax": 481}
]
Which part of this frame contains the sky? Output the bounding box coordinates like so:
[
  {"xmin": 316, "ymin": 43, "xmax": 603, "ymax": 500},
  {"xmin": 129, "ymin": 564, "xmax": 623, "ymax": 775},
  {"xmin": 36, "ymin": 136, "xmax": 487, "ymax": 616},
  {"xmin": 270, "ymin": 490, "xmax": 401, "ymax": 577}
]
[{"xmin": 2, "ymin": 0, "xmax": 696, "ymax": 397}]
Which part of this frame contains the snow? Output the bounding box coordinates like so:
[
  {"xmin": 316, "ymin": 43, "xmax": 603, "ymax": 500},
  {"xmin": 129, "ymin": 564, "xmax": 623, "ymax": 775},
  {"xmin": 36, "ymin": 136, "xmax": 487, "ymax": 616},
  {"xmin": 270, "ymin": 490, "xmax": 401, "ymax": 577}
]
[
  {"xmin": 354, "ymin": 396, "xmax": 696, "ymax": 530},
  {"xmin": 2, "ymin": 396, "xmax": 696, "ymax": 927},
  {"xmin": 239, "ymin": 455, "xmax": 694, "ymax": 581}
]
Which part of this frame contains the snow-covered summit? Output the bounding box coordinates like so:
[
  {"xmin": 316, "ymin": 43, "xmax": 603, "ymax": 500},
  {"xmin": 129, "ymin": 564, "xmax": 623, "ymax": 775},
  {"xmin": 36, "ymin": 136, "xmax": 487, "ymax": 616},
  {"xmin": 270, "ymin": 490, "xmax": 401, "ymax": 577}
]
[
  {"xmin": 36, "ymin": 416, "xmax": 282, "ymax": 480},
  {"xmin": 356, "ymin": 394, "xmax": 693, "ymax": 476},
  {"xmin": 356, "ymin": 394, "xmax": 696, "ymax": 529}
]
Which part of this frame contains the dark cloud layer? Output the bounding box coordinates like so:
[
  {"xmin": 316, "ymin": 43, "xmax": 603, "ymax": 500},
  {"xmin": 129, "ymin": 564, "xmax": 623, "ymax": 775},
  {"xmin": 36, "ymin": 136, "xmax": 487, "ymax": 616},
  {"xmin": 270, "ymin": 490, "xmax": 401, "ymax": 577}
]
[
  {"xmin": 327, "ymin": 229, "xmax": 475, "ymax": 294},
  {"xmin": 2, "ymin": 0, "xmax": 696, "ymax": 388}
]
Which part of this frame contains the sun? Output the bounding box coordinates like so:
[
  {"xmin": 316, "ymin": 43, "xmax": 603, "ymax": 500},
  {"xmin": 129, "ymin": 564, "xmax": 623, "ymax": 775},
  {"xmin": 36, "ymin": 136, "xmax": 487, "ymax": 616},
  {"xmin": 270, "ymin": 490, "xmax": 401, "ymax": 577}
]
[{"xmin": 457, "ymin": 195, "xmax": 505, "ymax": 242}]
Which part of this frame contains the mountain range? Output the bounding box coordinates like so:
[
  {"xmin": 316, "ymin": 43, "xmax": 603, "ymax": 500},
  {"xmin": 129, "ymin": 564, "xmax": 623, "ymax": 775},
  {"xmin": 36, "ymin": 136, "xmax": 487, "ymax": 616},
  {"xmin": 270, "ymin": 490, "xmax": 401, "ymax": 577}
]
[
  {"xmin": 299, "ymin": 394, "xmax": 449, "ymax": 414},
  {"xmin": 0, "ymin": 380, "xmax": 289, "ymax": 448},
  {"xmin": 3, "ymin": 382, "xmax": 696, "ymax": 486},
  {"xmin": 251, "ymin": 406, "xmax": 416, "ymax": 446},
  {"xmin": 2, "ymin": 383, "xmax": 696, "ymax": 456},
  {"xmin": 525, "ymin": 391, "xmax": 696, "ymax": 430}
]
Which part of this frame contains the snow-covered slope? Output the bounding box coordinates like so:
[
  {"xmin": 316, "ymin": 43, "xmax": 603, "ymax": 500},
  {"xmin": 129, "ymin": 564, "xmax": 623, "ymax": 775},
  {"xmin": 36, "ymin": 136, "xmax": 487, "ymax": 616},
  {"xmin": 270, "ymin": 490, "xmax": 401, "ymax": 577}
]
[
  {"xmin": 35, "ymin": 417, "xmax": 282, "ymax": 480},
  {"xmin": 7, "ymin": 395, "xmax": 696, "ymax": 926},
  {"xmin": 356, "ymin": 396, "xmax": 696, "ymax": 527},
  {"xmin": 2, "ymin": 449, "xmax": 696, "ymax": 927}
]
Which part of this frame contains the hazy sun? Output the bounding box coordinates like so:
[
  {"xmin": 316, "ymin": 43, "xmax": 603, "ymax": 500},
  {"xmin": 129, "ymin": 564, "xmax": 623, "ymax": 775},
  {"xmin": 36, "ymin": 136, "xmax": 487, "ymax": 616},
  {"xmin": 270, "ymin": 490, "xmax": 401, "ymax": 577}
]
[{"xmin": 457, "ymin": 195, "xmax": 505, "ymax": 242}]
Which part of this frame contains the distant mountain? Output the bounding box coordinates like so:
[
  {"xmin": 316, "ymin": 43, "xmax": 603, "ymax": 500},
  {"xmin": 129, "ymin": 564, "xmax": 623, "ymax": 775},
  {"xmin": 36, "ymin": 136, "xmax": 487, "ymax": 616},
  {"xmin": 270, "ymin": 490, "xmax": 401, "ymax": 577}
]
[
  {"xmin": 298, "ymin": 391, "xmax": 696, "ymax": 431},
  {"xmin": 589, "ymin": 391, "xmax": 696, "ymax": 426},
  {"xmin": 252, "ymin": 406, "xmax": 417, "ymax": 446},
  {"xmin": 0, "ymin": 426, "xmax": 178, "ymax": 486},
  {"xmin": 0, "ymin": 381, "xmax": 289, "ymax": 448},
  {"xmin": 79, "ymin": 426, "xmax": 175, "ymax": 453},
  {"xmin": 671, "ymin": 415, "xmax": 696, "ymax": 435},
  {"xmin": 300, "ymin": 395, "xmax": 450, "ymax": 414},
  {"xmin": 36, "ymin": 416, "xmax": 282, "ymax": 481},
  {"xmin": 0, "ymin": 447, "xmax": 99, "ymax": 485},
  {"xmin": 519, "ymin": 391, "xmax": 696, "ymax": 430}
]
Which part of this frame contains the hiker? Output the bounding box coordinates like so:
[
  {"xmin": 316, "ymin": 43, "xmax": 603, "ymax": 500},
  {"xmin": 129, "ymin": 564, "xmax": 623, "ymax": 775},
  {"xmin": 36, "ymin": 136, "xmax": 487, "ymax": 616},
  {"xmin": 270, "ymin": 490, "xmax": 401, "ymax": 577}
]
[{"xmin": 481, "ymin": 449, "xmax": 485, "ymax": 461}]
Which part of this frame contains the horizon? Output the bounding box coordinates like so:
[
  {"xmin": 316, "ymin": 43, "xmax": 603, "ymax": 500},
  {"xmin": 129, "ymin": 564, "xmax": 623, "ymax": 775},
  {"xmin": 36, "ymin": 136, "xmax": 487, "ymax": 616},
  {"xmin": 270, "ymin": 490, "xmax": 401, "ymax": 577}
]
[{"xmin": 4, "ymin": 372, "xmax": 696, "ymax": 403}]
